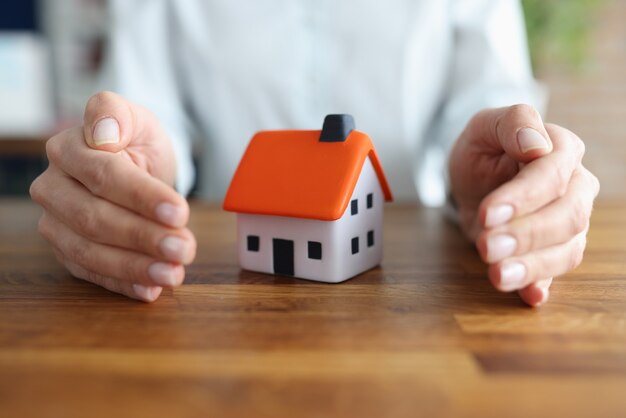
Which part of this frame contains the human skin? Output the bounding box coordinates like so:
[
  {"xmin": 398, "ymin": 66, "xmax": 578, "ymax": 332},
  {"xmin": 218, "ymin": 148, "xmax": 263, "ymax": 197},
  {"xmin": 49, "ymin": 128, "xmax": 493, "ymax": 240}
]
[
  {"xmin": 30, "ymin": 92, "xmax": 195, "ymax": 301},
  {"xmin": 30, "ymin": 93, "xmax": 599, "ymax": 305},
  {"xmin": 449, "ymin": 104, "xmax": 599, "ymax": 306}
]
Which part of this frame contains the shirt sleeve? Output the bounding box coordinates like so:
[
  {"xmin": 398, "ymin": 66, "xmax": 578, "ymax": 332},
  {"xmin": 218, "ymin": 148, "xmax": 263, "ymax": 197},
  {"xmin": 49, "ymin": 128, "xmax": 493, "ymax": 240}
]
[
  {"xmin": 99, "ymin": 0, "xmax": 195, "ymax": 196},
  {"xmin": 418, "ymin": 0, "xmax": 545, "ymax": 207}
]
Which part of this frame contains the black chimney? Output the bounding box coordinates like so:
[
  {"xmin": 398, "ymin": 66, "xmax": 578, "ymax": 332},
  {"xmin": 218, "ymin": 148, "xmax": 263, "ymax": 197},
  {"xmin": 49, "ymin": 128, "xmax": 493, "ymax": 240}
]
[{"xmin": 319, "ymin": 114, "xmax": 355, "ymax": 142}]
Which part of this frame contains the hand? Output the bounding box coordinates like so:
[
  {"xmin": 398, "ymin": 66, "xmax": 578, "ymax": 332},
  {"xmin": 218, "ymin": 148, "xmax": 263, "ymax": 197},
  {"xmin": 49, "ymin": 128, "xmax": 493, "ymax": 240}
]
[
  {"xmin": 30, "ymin": 91, "xmax": 197, "ymax": 302},
  {"xmin": 448, "ymin": 104, "xmax": 600, "ymax": 307}
]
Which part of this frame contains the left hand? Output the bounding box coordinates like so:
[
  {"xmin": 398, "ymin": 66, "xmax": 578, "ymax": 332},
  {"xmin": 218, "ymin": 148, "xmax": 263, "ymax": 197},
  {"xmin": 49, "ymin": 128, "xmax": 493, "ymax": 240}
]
[{"xmin": 448, "ymin": 104, "xmax": 600, "ymax": 307}]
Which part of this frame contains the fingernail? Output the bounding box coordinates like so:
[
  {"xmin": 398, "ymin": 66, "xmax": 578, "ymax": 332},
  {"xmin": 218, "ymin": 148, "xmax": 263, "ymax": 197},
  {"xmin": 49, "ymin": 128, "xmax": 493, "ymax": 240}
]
[
  {"xmin": 132, "ymin": 283, "xmax": 160, "ymax": 301},
  {"xmin": 534, "ymin": 287, "xmax": 550, "ymax": 307},
  {"xmin": 485, "ymin": 204, "xmax": 514, "ymax": 228},
  {"xmin": 93, "ymin": 117, "xmax": 120, "ymax": 145},
  {"xmin": 499, "ymin": 262, "xmax": 527, "ymax": 291},
  {"xmin": 517, "ymin": 128, "xmax": 549, "ymax": 153},
  {"xmin": 148, "ymin": 262, "xmax": 179, "ymax": 286},
  {"xmin": 155, "ymin": 202, "xmax": 185, "ymax": 227},
  {"xmin": 486, "ymin": 234, "xmax": 517, "ymax": 263},
  {"xmin": 533, "ymin": 278, "xmax": 553, "ymax": 307},
  {"xmin": 159, "ymin": 236, "xmax": 191, "ymax": 263}
]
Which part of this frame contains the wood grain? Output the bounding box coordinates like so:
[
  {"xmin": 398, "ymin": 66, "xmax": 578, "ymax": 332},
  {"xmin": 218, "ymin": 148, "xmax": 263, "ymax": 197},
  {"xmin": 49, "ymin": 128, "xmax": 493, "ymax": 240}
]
[
  {"xmin": 1, "ymin": 199, "xmax": 625, "ymax": 418},
  {"xmin": 0, "ymin": 137, "xmax": 46, "ymax": 156}
]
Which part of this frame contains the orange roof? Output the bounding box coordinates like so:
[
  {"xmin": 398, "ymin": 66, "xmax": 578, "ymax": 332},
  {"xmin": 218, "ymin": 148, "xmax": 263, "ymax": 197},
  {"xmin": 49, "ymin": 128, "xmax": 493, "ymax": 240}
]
[{"xmin": 223, "ymin": 129, "xmax": 393, "ymax": 221}]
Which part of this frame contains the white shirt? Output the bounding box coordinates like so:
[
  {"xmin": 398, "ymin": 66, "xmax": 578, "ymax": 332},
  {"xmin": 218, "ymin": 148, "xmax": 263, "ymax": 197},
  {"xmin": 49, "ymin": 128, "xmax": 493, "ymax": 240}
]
[{"xmin": 101, "ymin": 0, "xmax": 541, "ymax": 205}]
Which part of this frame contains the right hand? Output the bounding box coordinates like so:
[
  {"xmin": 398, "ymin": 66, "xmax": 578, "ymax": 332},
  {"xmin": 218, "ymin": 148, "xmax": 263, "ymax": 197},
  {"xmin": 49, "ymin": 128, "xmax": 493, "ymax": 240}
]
[{"xmin": 30, "ymin": 91, "xmax": 197, "ymax": 302}]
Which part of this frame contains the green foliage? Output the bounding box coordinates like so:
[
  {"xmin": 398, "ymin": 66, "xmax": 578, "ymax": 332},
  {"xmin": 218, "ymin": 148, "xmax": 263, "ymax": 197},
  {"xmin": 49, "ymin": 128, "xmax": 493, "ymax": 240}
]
[{"xmin": 521, "ymin": 0, "xmax": 604, "ymax": 70}]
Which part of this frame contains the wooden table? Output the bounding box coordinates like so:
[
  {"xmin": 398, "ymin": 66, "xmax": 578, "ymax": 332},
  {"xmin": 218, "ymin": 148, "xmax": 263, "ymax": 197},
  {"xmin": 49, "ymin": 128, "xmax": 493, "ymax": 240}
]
[
  {"xmin": 1, "ymin": 199, "xmax": 625, "ymax": 418},
  {"xmin": 0, "ymin": 136, "xmax": 46, "ymax": 157}
]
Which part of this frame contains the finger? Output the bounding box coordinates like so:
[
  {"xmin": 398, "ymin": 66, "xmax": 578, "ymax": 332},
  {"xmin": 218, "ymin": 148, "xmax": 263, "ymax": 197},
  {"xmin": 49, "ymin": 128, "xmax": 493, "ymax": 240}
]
[
  {"xmin": 480, "ymin": 124, "xmax": 587, "ymax": 228},
  {"xmin": 468, "ymin": 104, "xmax": 552, "ymax": 163},
  {"xmin": 82, "ymin": 91, "xmax": 177, "ymax": 187},
  {"xmin": 488, "ymin": 231, "xmax": 587, "ymax": 292},
  {"xmin": 518, "ymin": 278, "xmax": 552, "ymax": 308},
  {"xmin": 477, "ymin": 165, "xmax": 599, "ymax": 263},
  {"xmin": 45, "ymin": 128, "xmax": 188, "ymax": 228},
  {"xmin": 32, "ymin": 166, "xmax": 196, "ymax": 264},
  {"xmin": 38, "ymin": 211, "xmax": 185, "ymax": 287},
  {"xmin": 53, "ymin": 247, "xmax": 162, "ymax": 302},
  {"xmin": 83, "ymin": 91, "xmax": 160, "ymax": 153}
]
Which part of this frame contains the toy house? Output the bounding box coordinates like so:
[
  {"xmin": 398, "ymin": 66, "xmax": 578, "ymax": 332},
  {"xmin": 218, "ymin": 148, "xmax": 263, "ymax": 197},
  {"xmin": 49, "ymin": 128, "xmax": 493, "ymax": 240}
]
[{"xmin": 223, "ymin": 114, "xmax": 393, "ymax": 283}]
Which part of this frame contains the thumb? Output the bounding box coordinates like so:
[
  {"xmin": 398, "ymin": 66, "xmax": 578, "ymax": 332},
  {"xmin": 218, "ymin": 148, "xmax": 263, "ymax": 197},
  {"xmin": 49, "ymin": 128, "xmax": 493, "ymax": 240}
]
[
  {"xmin": 471, "ymin": 104, "xmax": 553, "ymax": 163},
  {"xmin": 82, "ymin": 91, "xmax": 151, "ymax": 153}
]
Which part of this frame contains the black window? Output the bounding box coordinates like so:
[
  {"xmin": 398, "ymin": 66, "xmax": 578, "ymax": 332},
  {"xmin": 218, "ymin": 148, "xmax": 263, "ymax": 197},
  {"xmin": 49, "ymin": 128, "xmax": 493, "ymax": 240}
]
[
  {"xmin": 247, "ymin": 235, "xmax": 260, "ymax": 252},
  {"xmin": 308, "ymin": 241, "xmax": 322, "ymax": 260},
  {"xmin": 351, "ymin": 199, "xmax": 358, "ymax": 215},
  {"xmin": 351, "ymin": 237, "xmax": 359, "ymax": 254},
  {"xmin": 367, "ymin": 193, "xmax": 373, "ymax": 209},
  {"xmin": 367, "ymin": 230, "xmax": 374, "ymax": 247}
]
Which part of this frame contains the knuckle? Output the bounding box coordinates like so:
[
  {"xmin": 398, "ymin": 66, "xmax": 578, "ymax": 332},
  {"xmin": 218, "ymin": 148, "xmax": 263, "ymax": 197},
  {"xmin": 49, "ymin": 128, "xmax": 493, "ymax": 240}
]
[
  {"xmin": 45, "ymin": 135, "xmax": 62, "ymax": 162},
  {"xmin": 128, "ymin": 222, "xmax": 152, "ymax": 253},
  {"xmin": 73, "ymin": 205, "xmax": 98, "ymax": 238},
  {"xmin": 71, "ymin": 240, "xmax": 93, "ymax": 271},
  {"xmin": 127, "ymin": 182, "xmax": 149, "ymax": 215},
  {"xmin": 85, "ymin": 91, "xmax": 116, "ymax": 116},
  {"xmin": 85, "ymin": 158, "xmax": 113, "ymax": 196},
  {"xmin": 517, "ymin": 179, "xmax": 541, "ymax": 205},
  {"xmin": 525, "ymin": 224, "xmax": 541, "ymax": 253},
  {"xmin": 507, "ymin": 104, "xmax": 540, "ymax": 123},
  {"xmin": 572, "ymin": 135, "xmax": 586, "ymax": 158},
  {"xmin": 569, "ymin": 197, "xmax": 590, "ymax": 235},
  {"xmin": 589, "ymin": 172, "xmax": 601, "ymax": 196},
  {"xmin": 29, "ymin": 175, "xmax": 44, "ymax": 203},
  {"xmin": 37, "ymin": 214, "xmax": 52, "ymax": 241},
  {"xmin": 554, "ymin": 165, "xmax": 570, "ymax": 197},
  {"xmin": 569, "ymin": 235, "xmax": 587, "ymax": 271},
  {"xmin": 469, "ymin": 109, "xmax": 490, "ymax": 132},
  {"xmin": 122, "ymin": 256, "xmax": 148, "ymax": 283},
  {"xmin": 580, "ymin": 166, "xmax": 600, "ymax": 197}
]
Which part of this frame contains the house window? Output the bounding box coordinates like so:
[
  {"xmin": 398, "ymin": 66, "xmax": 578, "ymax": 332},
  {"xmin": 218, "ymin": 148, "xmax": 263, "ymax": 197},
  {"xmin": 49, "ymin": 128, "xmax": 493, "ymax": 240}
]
[
  {"xmin": 367, "ymin": 193, "xmax": 373, "ymax": 209},
  {"xmin": 351, "ymin": 237, "xmax": 359, "ymax": 254},
  {"xmin": 308, "ymin": 241, "xmax": 322, "ymax": 260},
  {"xmin": 247, "ymin": 235, "xmax": 260, "ymax": 252},
  {"xmin": 351, "ymin": 199, "xmax": 358, "ymax": 215},
  {"xmin": 367, "ymin": 230, "xmax": 374, "ymax": 247}
]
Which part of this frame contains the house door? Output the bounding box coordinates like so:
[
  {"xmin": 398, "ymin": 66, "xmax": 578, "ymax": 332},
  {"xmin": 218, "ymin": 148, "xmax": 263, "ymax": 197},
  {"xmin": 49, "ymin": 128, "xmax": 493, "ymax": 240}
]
[{"xmin": 272, "ymin": 238, "xmax": 294, "ymax": 276}]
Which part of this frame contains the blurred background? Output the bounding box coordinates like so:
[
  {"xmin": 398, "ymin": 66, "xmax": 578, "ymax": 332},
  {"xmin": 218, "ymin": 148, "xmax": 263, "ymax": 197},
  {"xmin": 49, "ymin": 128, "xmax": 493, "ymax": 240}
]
[{"xmin": 0, "ymin": 0, "xmax": 623, "ymax": 198}]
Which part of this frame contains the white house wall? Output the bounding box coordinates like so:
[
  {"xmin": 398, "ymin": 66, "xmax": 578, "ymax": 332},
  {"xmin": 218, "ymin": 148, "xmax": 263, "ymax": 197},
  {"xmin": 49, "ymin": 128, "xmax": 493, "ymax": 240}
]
[
  {"xmin": 236, "ymin": 157, "xmax": 385, "ymax": 282},
  {"xmin": 334, "ymin": 156, "xmax": 384, "ymax": 280}
]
